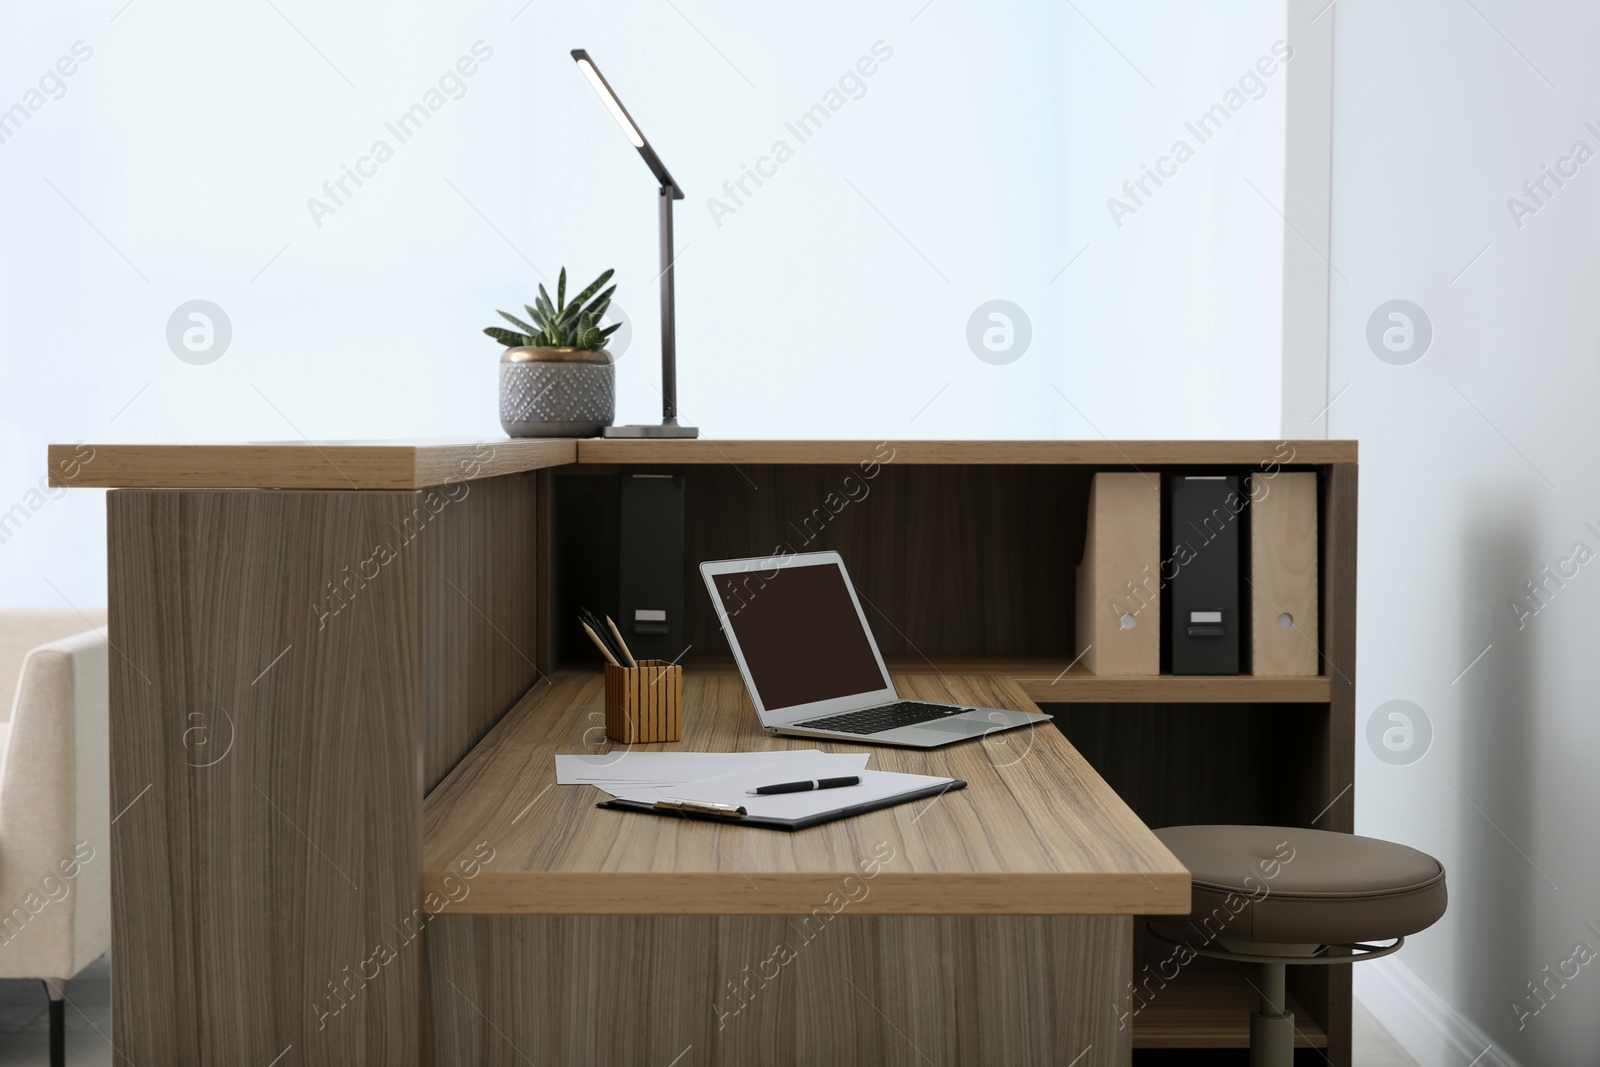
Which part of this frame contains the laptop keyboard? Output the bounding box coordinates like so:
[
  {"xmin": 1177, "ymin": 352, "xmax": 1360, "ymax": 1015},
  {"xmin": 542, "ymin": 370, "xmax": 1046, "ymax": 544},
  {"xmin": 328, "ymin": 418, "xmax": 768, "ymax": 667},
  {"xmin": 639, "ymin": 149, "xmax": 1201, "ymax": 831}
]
[{"xmin": 794, "ymin": 701, "xmax": 973, "ymax": 735}]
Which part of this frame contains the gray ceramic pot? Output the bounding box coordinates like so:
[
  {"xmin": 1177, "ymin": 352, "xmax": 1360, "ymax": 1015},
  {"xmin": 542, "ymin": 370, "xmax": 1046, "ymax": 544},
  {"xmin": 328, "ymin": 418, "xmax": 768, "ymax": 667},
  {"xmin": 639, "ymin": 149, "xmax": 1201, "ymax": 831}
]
[{"xmin": 499, "ymin": 347, "xmax": 615, "ymax": 437}]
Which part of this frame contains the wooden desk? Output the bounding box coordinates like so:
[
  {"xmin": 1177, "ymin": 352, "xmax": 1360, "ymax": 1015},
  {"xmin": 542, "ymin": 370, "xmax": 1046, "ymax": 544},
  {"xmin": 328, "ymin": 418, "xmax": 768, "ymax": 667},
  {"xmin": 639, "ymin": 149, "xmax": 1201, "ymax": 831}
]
[
  {"xmin": 70, "ymin": 438, "xmax": 1357, "ymax": 1065},
  {"xmin": 419, "ymin": 672, "xmax": 1184, "ymax": 1062},
  {"xmin": 424, "ymin": 672, "xmax": 1188, "ymax": 914}
]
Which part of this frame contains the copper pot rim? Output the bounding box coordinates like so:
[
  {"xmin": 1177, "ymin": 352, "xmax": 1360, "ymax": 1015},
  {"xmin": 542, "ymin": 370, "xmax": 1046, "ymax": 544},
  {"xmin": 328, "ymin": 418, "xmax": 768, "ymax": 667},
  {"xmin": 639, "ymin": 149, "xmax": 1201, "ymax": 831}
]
[{"xmin": 501, "ymin": 346, "xmax": 613, "ymax": 366}]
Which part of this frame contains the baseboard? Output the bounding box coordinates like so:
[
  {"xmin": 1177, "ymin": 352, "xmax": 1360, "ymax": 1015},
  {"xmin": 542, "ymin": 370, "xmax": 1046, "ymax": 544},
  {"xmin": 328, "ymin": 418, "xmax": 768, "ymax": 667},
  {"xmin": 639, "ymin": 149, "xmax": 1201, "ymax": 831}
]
[{"xmin": 1355, "ymin": 957, "xmax": 1523, "ymax": 1067}]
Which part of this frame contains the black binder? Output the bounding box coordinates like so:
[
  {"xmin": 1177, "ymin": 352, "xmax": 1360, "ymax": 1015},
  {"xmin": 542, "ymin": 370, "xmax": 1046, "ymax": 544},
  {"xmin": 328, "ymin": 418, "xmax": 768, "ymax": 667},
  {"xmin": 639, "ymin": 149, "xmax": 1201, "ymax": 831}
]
[
  {"xmin": 1164, "ymin": 474, "xmax": 1245, "ymax": 675},
  {"xmin": 597, "ymin": 779, "xmax": 967, "ymax": 831}
]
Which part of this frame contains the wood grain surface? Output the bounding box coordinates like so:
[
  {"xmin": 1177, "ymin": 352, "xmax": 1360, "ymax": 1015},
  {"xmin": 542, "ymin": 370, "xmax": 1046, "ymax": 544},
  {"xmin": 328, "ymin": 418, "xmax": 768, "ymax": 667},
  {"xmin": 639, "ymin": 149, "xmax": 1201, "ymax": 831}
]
[
  {"xmin": 109, "ymin": 488, "xmax": 428, "ymax": 1065},
  {"xmin": 49, "ymin": 438, "xmax": 1355, "ymax": 489},
  {"xmin": 1013, "ymin": 665, "xmax": 1329, "ymax": 704},
  {"xmin": 83, "ymin": 443, "xmax": 1357, "ymax": 1064},
  {"xmin": 551, "ymin": 463, "xmax": 1093, "ymax": 664},
  {"xmin": 416, "ymin": 472, "xmax": 542, "ymax": 790},
  {"xmin": 675, "ymin": 655, "xmax": 1331, "ymax": 704},
  {"xmin": 1290, "ymin": 461, "xmax": 1358, "ymax": 1065},
  {"xmin": 107, "ymin": 476, "xmax": 543, "ymax": 1065},
  {"xmin": 50, "ymin": 438, "xmax": 575, "ymax": 489},
  {"xmin": 578, "ymin": 438, "xmax": 1357, "ymax": 466},
  {"xmin": 423, "ymin": 912, "xmax": 1132, "ymax": 1066},
  {"xmin": 1130, "ymin": 972, "xmax": 1327, "ymax": 1048},
  {"xmin": 422, "ymin": 672, "xmax": 1189, "ymax": 916}
]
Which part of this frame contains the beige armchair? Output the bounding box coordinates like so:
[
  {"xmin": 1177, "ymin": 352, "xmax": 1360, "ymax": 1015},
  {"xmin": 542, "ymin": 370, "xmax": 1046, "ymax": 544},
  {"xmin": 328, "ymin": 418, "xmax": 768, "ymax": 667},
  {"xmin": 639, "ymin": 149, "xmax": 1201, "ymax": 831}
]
[{"xmin": 0, "ymin": 608, "xmax": 109, "ymax": 1067}]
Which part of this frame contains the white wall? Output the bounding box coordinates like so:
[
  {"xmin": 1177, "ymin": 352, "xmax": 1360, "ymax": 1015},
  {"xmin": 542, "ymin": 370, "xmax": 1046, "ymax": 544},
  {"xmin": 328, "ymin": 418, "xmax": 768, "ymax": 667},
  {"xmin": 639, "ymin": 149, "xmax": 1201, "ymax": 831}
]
[
  {"xmin": 1330, "ymin": 3, "xmax": 1600, "ymax": 1064},
  {"xmin": 0, "ymin": 2, "xmax": 1285, "ymax": 598}
]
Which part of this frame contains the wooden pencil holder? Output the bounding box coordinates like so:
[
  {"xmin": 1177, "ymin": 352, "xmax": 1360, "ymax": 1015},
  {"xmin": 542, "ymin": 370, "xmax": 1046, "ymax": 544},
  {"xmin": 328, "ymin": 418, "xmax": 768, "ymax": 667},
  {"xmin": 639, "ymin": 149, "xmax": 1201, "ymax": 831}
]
[{"xmin": 604, "ymin": 660, "xmax": 684, "ymax": 744}]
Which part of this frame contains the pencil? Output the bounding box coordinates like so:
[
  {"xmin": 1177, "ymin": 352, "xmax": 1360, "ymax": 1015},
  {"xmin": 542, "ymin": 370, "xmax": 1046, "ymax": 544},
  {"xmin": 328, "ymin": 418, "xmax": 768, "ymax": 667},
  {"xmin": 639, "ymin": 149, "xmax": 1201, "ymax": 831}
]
[
  {"xmin": 604, "ymin": 614, "xmax": 637, "ymax": 667},
  {"xmin": 581, "ymin": 607, "xmax": 624, "ymax": 661},
  {"xmin": 581, "ymin": 620, "xmax": 621, "ymax": 666}
]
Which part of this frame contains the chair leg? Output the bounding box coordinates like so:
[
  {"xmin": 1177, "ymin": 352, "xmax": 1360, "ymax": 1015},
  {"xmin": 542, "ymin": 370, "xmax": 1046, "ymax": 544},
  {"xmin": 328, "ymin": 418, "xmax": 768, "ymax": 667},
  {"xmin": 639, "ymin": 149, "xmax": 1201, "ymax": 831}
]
[
  {"xmin": 1250, "ymin": 961, "xmax": 1295, "ymax": 1067},
  {"xmin": 43, "ymin": 979, "xmax": 65, "ymax": 1067}
]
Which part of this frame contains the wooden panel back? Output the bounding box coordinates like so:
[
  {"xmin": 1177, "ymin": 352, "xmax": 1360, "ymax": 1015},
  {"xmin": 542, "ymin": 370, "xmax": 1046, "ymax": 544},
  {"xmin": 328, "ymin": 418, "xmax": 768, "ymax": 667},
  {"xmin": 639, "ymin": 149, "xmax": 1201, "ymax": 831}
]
[{"xmin": 555, "ymin": 463, "xmax": 1094, "ymax": 665}]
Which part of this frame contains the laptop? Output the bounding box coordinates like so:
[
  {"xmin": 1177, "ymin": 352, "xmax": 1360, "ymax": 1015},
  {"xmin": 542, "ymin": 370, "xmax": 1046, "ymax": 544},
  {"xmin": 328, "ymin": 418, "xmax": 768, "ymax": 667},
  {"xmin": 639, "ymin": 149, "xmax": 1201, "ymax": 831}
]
[{"xmin": 700, "ymin": 551, "xmax": 1050, "ymax": 748}]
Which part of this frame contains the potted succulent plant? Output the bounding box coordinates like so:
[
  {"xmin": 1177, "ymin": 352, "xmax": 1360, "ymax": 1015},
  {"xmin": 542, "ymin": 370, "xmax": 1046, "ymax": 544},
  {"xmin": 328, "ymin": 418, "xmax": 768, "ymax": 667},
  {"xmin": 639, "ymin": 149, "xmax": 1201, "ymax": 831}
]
[{"xmin": 486, "ymin": 267, "xmax": 621, "ymax": 437}]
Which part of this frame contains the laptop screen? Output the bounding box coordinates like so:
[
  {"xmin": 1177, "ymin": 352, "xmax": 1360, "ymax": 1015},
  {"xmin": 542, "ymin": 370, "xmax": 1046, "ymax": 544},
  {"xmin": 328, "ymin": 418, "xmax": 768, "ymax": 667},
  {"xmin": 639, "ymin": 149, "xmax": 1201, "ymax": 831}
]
[{"xmin": 711, "ymin": 558, "xmax": 890, "ymax": 712}]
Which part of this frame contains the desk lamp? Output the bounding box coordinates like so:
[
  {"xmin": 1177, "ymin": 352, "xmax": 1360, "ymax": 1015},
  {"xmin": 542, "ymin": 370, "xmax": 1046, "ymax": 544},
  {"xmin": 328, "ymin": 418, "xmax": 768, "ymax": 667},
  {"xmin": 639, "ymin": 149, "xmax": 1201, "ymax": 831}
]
[{"xmin": 571, "ymin": 49, "xmax": 698, "ymax": 438}]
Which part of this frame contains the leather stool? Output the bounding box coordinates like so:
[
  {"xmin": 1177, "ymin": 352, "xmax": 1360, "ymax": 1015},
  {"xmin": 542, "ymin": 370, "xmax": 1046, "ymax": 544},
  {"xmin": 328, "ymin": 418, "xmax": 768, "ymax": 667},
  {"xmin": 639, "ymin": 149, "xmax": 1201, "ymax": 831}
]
[{"xmin": 1151, "ymin": 825, "xmax": 1447, "ymax": 1067}]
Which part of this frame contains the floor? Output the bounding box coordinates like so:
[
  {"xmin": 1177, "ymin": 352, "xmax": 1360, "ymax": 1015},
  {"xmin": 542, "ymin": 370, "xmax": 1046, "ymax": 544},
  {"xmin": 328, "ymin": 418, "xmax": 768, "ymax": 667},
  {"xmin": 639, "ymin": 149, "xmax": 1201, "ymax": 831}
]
[
  {"xmin": 0, "ymin": 961, "xmax": 1422, "ymax": 1066},
  {"xmin": 0, "ymin": 955, "xmax": 111, "ymax": 1067},
  {"xmin": 1353, "ymin": 998, "xmax": 1425, "ymax": 1066}
]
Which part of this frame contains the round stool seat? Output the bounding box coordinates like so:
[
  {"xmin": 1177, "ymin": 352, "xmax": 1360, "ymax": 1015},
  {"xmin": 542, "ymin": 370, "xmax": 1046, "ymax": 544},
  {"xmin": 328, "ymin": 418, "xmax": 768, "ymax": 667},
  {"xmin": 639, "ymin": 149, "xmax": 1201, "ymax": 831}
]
[{"xmin": 1154, "ymin": 825, "xmax": 1447, "ymax": 947}]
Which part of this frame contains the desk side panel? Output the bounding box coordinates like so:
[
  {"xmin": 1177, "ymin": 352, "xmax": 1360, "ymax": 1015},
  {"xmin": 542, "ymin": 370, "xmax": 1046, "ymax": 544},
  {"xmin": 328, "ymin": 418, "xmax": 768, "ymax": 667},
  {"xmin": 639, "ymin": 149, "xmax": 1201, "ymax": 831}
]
[
  {"xmin": 108, "ymin": 489, "xmax": 424, "ymax": 1066},
  {"xmin": 1288, "ymin": 460, "xmax": 1358, "ymax": 1065},
  {"xmin": 417, "ymin": 471, "xmax": 542, "ymax": 791},
  {"xmin": 422, "ymin": 913, "xmax": 1131, "ymax": 1066}
]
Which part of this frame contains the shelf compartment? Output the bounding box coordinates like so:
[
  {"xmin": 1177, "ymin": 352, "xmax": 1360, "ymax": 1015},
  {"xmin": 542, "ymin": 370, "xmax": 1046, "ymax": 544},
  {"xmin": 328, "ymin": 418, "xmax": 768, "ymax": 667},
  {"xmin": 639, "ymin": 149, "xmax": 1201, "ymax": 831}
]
[
  {"xmin": 667, "ymin": 655, "xmax": 1332, "ymax": 705},
  {"xmin": 1131, "ymin": 972, "xmax": 1327, "ymax": 1048},
  {"xmin": 1012, "ymin": 664, "xmax": 1330, "ymax": 705}
]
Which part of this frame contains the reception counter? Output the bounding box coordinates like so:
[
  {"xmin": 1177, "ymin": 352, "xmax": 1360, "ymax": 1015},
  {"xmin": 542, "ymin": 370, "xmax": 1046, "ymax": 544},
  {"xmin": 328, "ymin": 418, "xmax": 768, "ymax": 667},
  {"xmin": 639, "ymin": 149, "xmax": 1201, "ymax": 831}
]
[{"xmin": 51, "ymin": 437, "xmax": 1357, "ymax": 1065}]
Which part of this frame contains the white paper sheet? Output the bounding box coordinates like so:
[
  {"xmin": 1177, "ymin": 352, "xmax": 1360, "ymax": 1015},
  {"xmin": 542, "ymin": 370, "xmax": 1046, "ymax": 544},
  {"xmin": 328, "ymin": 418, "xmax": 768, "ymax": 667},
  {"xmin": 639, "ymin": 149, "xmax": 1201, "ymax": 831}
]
[
  {"xmin": 555, "ymin": 749, "xmax": 870, "ymax": 791},
  {"xmin": 610, "ymin": 765, "xmax": 957, "ymax": 822}
]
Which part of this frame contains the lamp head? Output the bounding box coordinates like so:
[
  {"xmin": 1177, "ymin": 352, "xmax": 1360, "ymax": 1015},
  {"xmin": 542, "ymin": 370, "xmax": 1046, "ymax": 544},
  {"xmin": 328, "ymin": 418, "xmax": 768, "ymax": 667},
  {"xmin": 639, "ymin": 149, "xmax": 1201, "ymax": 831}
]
[{"xmin": 571, "ymin": 49, "xmax": 684, "ymax": 198}]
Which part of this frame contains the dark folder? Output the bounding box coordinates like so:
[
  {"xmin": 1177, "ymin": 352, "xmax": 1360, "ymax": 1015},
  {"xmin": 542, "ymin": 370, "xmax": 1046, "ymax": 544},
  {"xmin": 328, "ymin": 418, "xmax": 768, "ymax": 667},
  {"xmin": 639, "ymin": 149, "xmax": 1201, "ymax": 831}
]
[{"xmin": 1165, "ymin": 475, "xmax": 1244, "ymax": 675}]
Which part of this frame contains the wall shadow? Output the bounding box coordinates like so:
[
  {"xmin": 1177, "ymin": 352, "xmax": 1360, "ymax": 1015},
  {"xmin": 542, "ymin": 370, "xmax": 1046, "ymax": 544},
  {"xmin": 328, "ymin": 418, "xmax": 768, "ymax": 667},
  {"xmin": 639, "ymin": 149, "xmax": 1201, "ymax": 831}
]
[{"xmin": 1454, "ymin": 490, "xmax": 1542, "ymax": 1057}]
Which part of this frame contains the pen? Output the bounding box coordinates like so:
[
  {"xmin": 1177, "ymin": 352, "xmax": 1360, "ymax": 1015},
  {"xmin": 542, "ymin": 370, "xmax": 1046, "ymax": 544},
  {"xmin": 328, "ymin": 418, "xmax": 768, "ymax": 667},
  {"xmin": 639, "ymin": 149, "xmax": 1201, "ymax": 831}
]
[{"xmin": 747, "ymin": 775, "xmax": 861, "ymax": 796}]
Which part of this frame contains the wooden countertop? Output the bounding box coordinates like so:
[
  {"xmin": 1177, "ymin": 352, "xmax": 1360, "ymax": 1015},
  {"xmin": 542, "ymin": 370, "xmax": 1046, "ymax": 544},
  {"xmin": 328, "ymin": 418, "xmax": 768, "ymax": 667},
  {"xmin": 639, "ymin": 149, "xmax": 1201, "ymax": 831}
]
[
  {"xmin": 422, "ymin": 672, "xmax": 1190, "ymax": 916},
  {"xmin": 46, "ymin": 438, "xmax": 576, "ymax": 490},
  {"xmin": 49, "ymin": 438, "xmax": 1355, "ymax": 489},
  {"xmin": 578, "ymin": 438, "xmax": 1355, "ymax": 466}
]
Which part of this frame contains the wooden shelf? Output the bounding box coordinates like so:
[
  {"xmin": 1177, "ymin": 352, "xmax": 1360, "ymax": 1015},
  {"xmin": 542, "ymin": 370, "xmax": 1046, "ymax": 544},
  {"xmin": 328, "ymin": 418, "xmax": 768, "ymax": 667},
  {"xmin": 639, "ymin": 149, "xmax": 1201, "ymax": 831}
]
[
  {"xmin": 671, "ymin": 655, "xmax": 1332, "ymax": 705},
  {"xmin": 1131, "ymin": 972, "xmax": 1328, "ymax": 1048},
  {"xmin": 578, "ymin": 438, "xmax": 1356, "ymax": 466},
  {"xmin": 1013, "ymin": 665, "xmax": 1331, "ymax": 705},
  {"xmin": 47, "ymin": 437, "xmax": 577, "ymax": 489},
  {"xmin": 47, "ymin": 437, "xmax": 1358, "ymax": 490}
]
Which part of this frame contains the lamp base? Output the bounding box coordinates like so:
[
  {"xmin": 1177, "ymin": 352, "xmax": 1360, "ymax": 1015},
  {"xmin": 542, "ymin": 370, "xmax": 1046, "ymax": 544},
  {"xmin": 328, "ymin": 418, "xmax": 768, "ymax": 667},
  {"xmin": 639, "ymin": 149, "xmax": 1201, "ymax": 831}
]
[{"xmin": 602, "ymin": 419, "xmax": 699, "ymax": 439}]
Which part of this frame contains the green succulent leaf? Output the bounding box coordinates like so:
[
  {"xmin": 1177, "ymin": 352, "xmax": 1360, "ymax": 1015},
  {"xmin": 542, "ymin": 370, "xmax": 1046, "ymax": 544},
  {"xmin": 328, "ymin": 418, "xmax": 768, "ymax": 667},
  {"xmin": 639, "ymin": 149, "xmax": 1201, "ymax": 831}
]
[
  {"xmin": 488, "ymin": 267, "xmax": 618, "ymax": 353},
  {"xmin": 579, "ymin": 285, "xmax": 616, "ymax": 320},
  {"xmin": 484, "ymin": 326, "xmax": 525, "ymax": 347},
  {"xmin": 566, "ymin": 270, "xmax": 614, "ymax": 316},
  {"xmin": 497, "ymin": 310, "xmax": 537, "ymax": 335}
]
